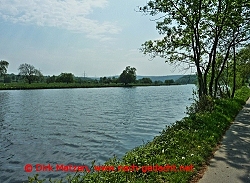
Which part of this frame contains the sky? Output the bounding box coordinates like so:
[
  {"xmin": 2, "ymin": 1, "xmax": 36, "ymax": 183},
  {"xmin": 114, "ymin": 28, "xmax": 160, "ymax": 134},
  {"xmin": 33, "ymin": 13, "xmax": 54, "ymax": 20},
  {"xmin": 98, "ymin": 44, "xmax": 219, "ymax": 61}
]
[{"xmin": 0, "ymin": 0, "xmax": 193, "ymax": 77}]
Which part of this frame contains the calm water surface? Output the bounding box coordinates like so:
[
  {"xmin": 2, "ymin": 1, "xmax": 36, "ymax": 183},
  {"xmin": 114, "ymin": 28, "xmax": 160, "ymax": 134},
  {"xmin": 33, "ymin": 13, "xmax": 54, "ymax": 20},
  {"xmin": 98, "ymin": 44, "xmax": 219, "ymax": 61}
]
[{"xmin": 0, "ymin": 85, "xmax": 195, "ymax": 182}]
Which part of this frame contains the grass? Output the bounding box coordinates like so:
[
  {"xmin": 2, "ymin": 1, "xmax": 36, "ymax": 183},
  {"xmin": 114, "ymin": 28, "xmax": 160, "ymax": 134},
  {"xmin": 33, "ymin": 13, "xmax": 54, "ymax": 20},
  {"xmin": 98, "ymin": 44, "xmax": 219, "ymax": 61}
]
[
  {"xmin": 26, "ymin": 86, "xmax": 250, "ymax": 183},
  {"xmin": 0, "ymin": 82, "xmax": 123, "ymax": 90},
  {"xmin": 0, "ymin": 82, "xmax": 177, "ymax": 90}
]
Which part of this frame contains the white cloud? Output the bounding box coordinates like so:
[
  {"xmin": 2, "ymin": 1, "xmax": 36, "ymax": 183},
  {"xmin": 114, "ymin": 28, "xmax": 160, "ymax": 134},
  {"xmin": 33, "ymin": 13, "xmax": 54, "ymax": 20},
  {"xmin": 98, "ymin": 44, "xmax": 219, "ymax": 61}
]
[{"xmin": 0, "ymin": 0, "xmax": 121, "ymax": 39}]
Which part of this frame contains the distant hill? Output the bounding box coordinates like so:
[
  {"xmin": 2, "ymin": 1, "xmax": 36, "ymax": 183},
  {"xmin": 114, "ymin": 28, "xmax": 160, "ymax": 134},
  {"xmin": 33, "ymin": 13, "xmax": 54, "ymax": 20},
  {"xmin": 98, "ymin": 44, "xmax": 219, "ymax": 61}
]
[
  {"xmin": 90, "ymin": 75, "xmax": 183, "ymax": 82},
  {"xmin": 89, "ymin": 75, "xmax": 196, "ymax": 83},
  {"xmin": 175, "ymin": 75, "xmax": 197, "ymax": 84},
  {"xmin": 136, "ymin": 75, "xmax": 184, "ymax": 82}
]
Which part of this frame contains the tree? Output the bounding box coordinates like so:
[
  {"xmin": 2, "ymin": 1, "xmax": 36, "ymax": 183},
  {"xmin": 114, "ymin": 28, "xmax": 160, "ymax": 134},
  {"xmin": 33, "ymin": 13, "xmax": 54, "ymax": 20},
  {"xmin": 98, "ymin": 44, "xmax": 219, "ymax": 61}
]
[
  {"xmin": 46, "ymin": 75, "xmax": 56, "ymax": 84},
  {"xmin": 4, "ymin": 75, "xmax": 11, "ymax": 83},
  {"xmin": 99, "ymin": 76, "xmax": 112, "ymax": 84},
  {"xmin": 0, "ymin": 60, "xmax": 9, "ymax": 77},
  {"xmin": 18, "ymin": 63, "xmax": 43, "ymax": 84},
  {"xmin": 214, "ymin": 44, "xmax": 250, "ymax": 98},
  {"xmin": 56, "ymin": 73, "xmax": 74, "ymax": 84},
  {"xmin": 154, "ymin": 80, "xmax": 163, "ymax": 85},
  {"xmin": 118, "ymin": 66, "xmax": 136, "ymax": 85},
  {"xmin": 138, "ymin": 77, "xmax": 153, "ymax": 84},
  {"xmin": 236, "ymin": 44, "xmax": 250, "ymax": 85},
  {"xmin": 140, "ymin": 0, "xmax": 250, "ymax": 99},
  {"xmin": 175, "ymin": 75, "xmax": 197, "ymax": 84},
  {"xmin": 165, "ymin": 79, "xmax": 174, "ymax": 85}
]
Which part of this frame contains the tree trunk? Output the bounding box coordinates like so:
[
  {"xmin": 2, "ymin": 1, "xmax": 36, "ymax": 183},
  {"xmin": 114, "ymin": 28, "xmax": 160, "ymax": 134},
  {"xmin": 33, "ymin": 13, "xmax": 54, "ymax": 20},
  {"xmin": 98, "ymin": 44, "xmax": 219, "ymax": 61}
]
[
  {"xmin": 197, "ymin": 67, "xmax": 204, "ymax": 99},
  {"xmin": 231, "ymin": 39, "xmax": 236, "ymax": 98}
]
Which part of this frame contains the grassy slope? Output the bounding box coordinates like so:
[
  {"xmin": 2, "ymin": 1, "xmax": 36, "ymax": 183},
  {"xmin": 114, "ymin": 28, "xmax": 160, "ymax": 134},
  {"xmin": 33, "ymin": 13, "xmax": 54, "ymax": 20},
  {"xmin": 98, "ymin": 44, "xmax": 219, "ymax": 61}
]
[{"xmin": 27, "ymin": 87, "xmax": 250, "ymax": 183}]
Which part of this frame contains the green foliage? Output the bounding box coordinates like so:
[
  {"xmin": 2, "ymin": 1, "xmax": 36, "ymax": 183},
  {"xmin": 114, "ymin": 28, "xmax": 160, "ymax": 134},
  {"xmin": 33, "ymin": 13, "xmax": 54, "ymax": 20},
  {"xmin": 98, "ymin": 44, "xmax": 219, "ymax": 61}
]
[
  {"xmin": 3, "ymin": 76, "xmax": 11, "ymax": 83},
  {"xmin": 175, "ymin": 75, "xmax": 197, "ymax": 85},
  {"xmin": 99, "ymin": 76, "xmax": 112, "ymax": 84},
  {"xmin": 46, "ymin": 75, "xmax": 56, "ymax": 84},
  {"xmin": 186, "ymin": 94, "xmax": 215, "ymax": 115},
  {"xmin": 0, "ymin": 60, "xmax": 9, "ymax": 77},
  {"xmin": 140, "ymin": 0, "xmax": 250, "ymax": 99},
  {"xmin": 204, "ymin": 44, "xmax": 250, "ymax": 98},
  {"xmin": 153, "ymin": 80, "xmax": 163, "ymax": 85},
  {"xmin": 234, "ymin": 86, "xmax": 250, "ymax": 104},
  {"xmin": 233, "ymin": 44, "xmax": 250, "ymax": 86},
  {"xmin": 18, "ymin": 63, "xmax": 43, "ymax": 84},
  {"xmin": 0, "ymin": 82, "xmax": 180, "ymax": 90},
  {"xmin": 0, "ymin": 82, "xmax": 123, "ymax": 90},
  {"xmin": 137, "ymin": 77, "xmax": 153, "ymax": 84},
  {"xmin": 118, "ymin": 66, "xmax": 136, "ymax": 85},
  {"xmin": 56, "ymin": 73, "xmax": 74, "ymax": 84},
  {"xmin": 164, "ymin": 79, "xmax": 174, "ymax": 85},
  {"xmin": 26, "ymin": 86, "xmax": 250, "ymax": 183}
]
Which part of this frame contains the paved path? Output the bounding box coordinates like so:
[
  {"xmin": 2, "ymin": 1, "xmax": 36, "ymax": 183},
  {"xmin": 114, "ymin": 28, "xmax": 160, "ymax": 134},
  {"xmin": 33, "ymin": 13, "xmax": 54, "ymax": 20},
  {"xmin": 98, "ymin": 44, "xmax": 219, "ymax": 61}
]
[{"xmin": 198, "ymin": 98, "xmax": 250, "ymax": 183}]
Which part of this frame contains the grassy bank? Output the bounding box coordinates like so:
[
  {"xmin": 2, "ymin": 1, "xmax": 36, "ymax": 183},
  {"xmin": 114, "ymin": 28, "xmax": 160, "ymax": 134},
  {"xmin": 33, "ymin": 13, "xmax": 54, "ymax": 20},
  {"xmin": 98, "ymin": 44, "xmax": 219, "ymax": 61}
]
[
  {"xmin": 0, "ymin": 82, "xmax": 179, "ymax": 90},
  {"xmin": 27, "ymin": 87, "xmax": 250, "ymax": 183},
  {"xmin": 0, "ymin": 82, "xmax": 123, "ymax": 90}
]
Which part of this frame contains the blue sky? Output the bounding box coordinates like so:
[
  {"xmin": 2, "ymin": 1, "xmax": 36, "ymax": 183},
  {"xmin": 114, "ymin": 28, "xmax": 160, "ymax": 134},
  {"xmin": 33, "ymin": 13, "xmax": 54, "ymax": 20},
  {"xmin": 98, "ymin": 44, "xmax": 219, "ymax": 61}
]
[{"xmin": 0, "ymin": 0, "xmax": 192, "ymax": 77}]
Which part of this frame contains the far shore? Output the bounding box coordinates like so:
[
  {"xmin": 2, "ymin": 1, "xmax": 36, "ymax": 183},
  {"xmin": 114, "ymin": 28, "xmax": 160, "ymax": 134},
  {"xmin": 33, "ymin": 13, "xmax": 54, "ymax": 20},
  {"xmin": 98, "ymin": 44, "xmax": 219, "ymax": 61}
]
[{"xmin": 0, "ymin": 82, "xmax": 184, "ymax": 90}]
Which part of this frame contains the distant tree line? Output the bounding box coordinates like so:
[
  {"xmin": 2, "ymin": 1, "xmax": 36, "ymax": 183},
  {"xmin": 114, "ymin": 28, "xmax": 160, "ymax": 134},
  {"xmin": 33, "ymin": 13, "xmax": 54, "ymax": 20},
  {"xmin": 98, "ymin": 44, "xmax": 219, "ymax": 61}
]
[
  {"xmin": 2, "ymin": 61, "xmax": 233, "ymax": 87},
  {"xmin": 0, "ymin": 62, "xmax": 184, "ymax": 86}
]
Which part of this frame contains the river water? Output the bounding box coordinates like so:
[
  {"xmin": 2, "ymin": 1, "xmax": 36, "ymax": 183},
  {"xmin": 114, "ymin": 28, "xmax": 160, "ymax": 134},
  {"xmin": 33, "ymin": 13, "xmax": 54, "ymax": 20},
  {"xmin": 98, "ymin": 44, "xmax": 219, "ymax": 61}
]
[{"xmin": 0, "ymin": 85, "xmax": 195, "ymax": 182}]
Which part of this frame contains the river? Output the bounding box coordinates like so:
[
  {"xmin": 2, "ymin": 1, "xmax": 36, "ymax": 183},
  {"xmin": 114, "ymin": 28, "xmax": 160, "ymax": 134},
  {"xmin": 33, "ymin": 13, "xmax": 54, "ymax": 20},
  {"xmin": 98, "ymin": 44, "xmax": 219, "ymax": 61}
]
[{"xmin": 0, "ymin": 85, "xmax": 195, "ymax": 182}]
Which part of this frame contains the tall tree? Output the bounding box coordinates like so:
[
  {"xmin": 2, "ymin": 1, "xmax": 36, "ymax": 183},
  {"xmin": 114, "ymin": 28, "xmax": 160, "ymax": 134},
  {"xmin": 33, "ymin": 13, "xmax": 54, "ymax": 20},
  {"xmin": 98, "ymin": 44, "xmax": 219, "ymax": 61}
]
[
  {"xmin": 237, "ymin": 44, "xmax": 250, "ymax": 85},
  {"xmin": 222, "ymin": 44, "xmax": 250, "ymax": 97},
  {"xmin": 140, "ymin": 0, "xmax": 250, "ymax": 99},
  {"xmin": 46, "ymin": 75, "xmax": 56, "ymax": 84},
  {"xmin": 56, "ymin": 73, "xmax": 74, "ymax": 84},
  {"xmin": 119, "ymin": 66, "xmax": 136, "ymax": 85},
  {"xmin": 0, "ymin": 60, "xmax": 9, "ymax": 76},
  {"xmin": 18, "ymin": 63, "xmax": 43, "ymax": 84}
]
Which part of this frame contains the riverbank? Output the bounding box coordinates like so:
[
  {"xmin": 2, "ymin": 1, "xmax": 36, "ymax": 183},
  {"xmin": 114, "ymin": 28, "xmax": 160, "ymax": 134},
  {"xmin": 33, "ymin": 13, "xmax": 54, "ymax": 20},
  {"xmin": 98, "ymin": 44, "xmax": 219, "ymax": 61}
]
[
  {"xmin": 27, "ymin": 86, "xmax": 250, "ymax": 183},
  {"xmin": 0, "ymin": 82, "xmax": 180, "ymax": 90},
  {"xmin": 197, "ymin": 97, "xmax": 250, "ymax": 183}
]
